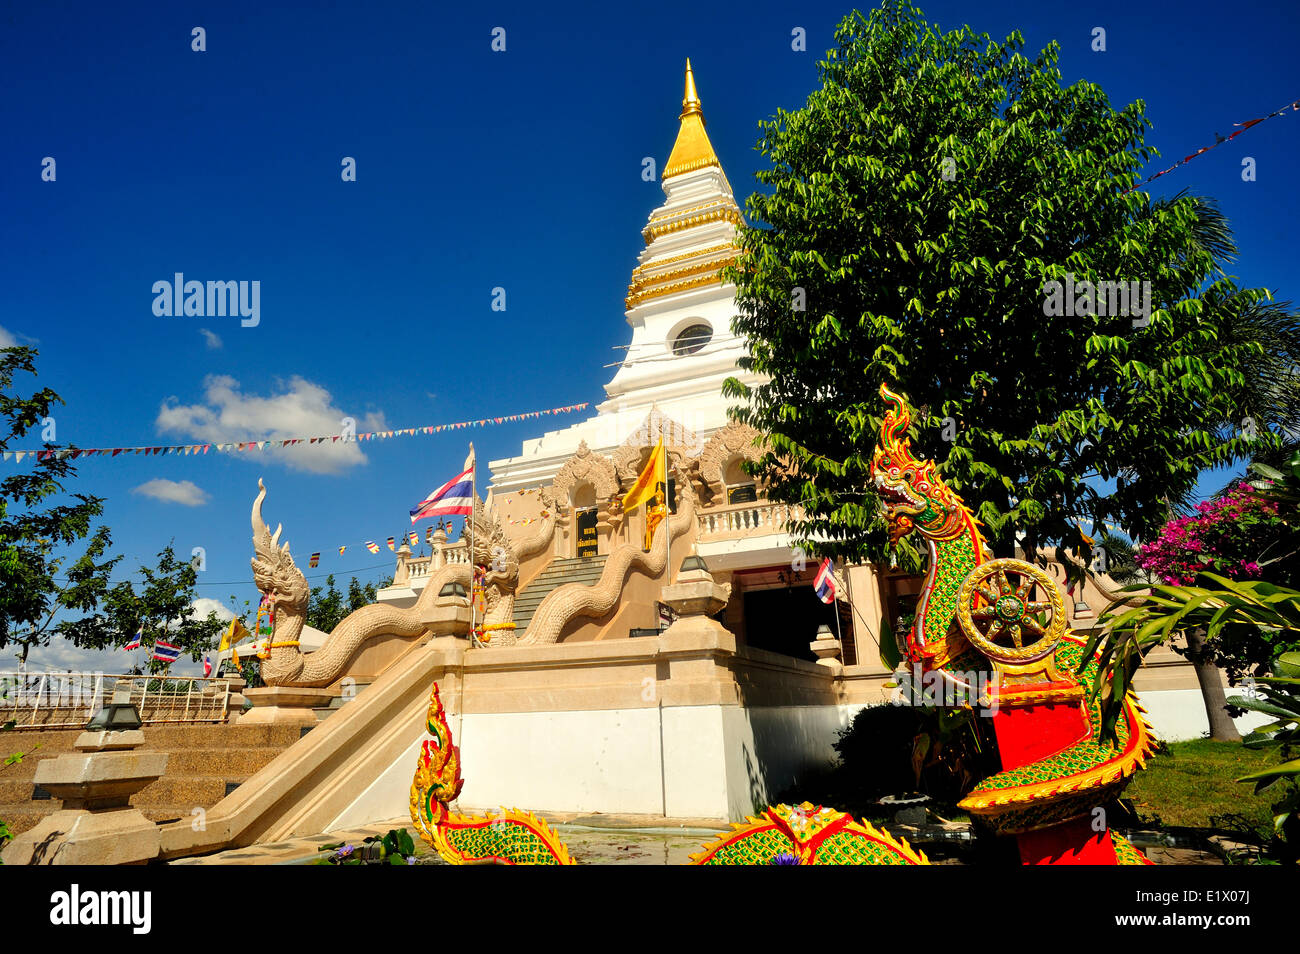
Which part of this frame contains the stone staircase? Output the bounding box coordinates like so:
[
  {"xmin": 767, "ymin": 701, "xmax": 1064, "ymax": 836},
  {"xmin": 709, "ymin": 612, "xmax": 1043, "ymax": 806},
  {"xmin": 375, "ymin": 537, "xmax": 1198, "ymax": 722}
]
[
  {"xmin": 513, "ymin": 556, "xmax": 608, "ymax": 635},
  {"xmin": 0, "ymin": 723, "xmax": 299, "ymax": 836}
]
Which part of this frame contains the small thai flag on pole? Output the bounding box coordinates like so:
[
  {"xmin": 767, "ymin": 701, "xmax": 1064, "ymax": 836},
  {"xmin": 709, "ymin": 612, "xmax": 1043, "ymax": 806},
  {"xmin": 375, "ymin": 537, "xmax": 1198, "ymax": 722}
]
[
  {"xmin": 152, "ymin": 641, "xmax": 182, "ymax": 664},
  {"xmin": 203, "ymin": 654, "xmax": 213, "ymax": 677},
  {"xmin": 124, "ymin": 628, "xmax": 143, "ymax": 651},
  {"xmin": 813, "ymin": 558, "xmax": 837, "ymax": 604},
  {"xmin": 410, "ymin": 465, "xmax": 474, "ymax": 523}
]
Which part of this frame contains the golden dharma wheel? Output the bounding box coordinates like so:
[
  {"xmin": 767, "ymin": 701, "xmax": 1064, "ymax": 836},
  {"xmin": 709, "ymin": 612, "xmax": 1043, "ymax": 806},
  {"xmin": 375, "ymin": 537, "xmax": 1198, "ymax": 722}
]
[{"xmin": 956, "ymin": 558, "xmax": 1066, "ymax": 667}]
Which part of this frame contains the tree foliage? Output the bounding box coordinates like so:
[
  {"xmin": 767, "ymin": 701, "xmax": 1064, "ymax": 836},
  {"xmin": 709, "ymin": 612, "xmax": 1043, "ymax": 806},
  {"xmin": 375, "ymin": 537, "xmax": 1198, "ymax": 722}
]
[
  {"xmin": 306, "ymin": 574, "xmax": 387, "ymax": 633},
  {"xmin": 723, "ymin": 1, "xmax": 1295, "ymax": 569},
  {"xmin": 1090, "ymin": 452, "xmax": 1300, "ymax": 736},
  {"xmin": 59, "ymin": 544, "xmax": 225, "ymax": 669},
  {"xmin": 0, "ymin": 346, "xmax": 119, "ymax": 663}
]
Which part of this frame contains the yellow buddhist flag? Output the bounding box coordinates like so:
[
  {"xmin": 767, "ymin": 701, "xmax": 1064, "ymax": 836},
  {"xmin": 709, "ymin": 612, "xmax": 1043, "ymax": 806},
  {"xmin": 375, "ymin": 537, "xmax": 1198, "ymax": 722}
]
[
  {"xmin": 623, "ymin": 438, "xmax": 665, "ymax": 514},
  {"xmin": 219, "ymin": 617, "xmax": 254, "ymax": 652}
]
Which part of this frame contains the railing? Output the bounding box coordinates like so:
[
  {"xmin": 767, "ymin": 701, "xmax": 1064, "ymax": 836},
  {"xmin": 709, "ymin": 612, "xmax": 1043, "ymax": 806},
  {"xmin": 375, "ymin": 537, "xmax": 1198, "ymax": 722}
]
[
  {"xmin": 404, "ymin": 539, "xmax": 469, "ymax": 581},
  {"xmin": 697, "ymin": 501, "xmax": 795, "ymax": 541},
  {"xmin": 0, "ymin": 672, "xmax": 232, "ymax": 729}
]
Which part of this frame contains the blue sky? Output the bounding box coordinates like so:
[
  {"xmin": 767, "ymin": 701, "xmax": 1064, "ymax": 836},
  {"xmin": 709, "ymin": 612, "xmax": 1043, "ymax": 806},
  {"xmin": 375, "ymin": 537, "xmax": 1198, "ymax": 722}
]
[{"xmin": 3, "ymin": 0, "xmax": 1298, "ymax": 673}]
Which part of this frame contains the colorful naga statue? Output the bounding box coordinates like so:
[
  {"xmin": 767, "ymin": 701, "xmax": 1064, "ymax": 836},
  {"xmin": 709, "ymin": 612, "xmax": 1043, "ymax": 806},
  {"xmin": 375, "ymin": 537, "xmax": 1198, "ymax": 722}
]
[
  {"xmin": 408, "ymin": 682, "xmax": 929, "ymax": 865},
  {"xmin": 409, "ymin": 683, "xmax": 576, "ymax": 865},
  {"xmin": 871, "ymin": 384, "xmax": 1156, "ymax": 864}
]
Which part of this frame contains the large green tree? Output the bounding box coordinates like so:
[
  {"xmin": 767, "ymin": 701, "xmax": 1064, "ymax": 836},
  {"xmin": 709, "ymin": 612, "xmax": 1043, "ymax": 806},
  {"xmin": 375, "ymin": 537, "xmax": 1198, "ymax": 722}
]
[
  {"xmin": 0, "ymin": 346, "xmax": 119, "ymax": 665},
  {"xmin": 724, "ymin": 2, "xmax": 1293, "ymax": 570},
  {"xmin": 306, "ymin": 574, "xmax": 388, "ymax": 633},
  {"xmin": 60, "ymin": 544, "xmax": 225, "ymax": 670}
]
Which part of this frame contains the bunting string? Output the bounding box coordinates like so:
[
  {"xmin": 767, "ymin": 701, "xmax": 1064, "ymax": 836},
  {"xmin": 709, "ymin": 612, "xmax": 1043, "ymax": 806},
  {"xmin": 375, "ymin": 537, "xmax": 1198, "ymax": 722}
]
[
  {"xmin": 0, "ymin": 403, "xmax": 589, "ymax": 463},
  {"xmin": 297, "ymin": 508, "xmax": 551, "ymax": 574},
  {"xmin": 1125, "ymin": 96, "xmax": 1299, "ymax": 194}
]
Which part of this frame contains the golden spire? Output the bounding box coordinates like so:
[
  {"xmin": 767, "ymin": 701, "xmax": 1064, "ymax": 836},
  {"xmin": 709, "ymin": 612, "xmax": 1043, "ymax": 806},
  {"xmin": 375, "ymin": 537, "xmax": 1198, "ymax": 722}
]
[
  {"xmin": 681, "ymin": 58, "xmax": 703, "ymax": 119},
  {"xmin": 663, "ymin": 58, "xmax": 721, "ymax": 180}
]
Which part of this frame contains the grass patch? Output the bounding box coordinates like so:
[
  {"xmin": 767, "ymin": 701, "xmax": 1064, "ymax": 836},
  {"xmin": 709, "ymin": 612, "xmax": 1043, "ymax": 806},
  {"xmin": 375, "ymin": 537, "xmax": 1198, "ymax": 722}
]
[{"xmin": 1123, "ymin": 739, "xmax": 1277, "ymax": 840}]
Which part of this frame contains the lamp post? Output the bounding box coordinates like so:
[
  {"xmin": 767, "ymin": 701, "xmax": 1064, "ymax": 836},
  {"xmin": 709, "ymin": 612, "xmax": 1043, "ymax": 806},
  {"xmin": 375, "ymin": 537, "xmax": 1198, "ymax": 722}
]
[{"xmin": 1, "ymin": 688, "xmax": 167, "ymax": 865}]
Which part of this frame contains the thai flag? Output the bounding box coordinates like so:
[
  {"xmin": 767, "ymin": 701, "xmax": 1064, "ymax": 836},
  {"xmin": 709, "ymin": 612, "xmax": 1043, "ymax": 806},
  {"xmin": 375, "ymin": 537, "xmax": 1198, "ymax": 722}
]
[
  {"xmin": 152, "ymin": 641, "xmax": 182, "ymax": 663},
  {"xmin": 813, "ymin": 558, "xmax": 837, "ymax": 604},
  {"xmin": 203, "ymin": 654, "xmax": 213, "ymax": 677},
  {"xmin": 410, "ymin": 466, "xmax": 474, "ymax": 523},
  {"xmin": 124, "ymin": 628, "xmax": 143, "ymax": 651}
]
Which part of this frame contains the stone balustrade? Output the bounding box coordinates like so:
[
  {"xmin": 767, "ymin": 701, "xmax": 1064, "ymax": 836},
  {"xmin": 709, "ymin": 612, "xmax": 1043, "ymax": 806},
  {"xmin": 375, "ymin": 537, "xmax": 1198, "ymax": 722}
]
[
  {"xmin": 697, "ymin": 500, "xmax": 794, "ymax": 541},
  {"xmin": 400, "ymin": 538, "xmax": 470, "ymax": 582}
]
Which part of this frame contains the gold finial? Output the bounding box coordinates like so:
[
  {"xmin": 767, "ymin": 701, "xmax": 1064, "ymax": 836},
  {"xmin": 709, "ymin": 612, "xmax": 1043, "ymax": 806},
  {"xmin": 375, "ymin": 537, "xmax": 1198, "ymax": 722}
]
[
  {"xmin": 681, "ymin": 58, "xmax": 703, "ymax": 120},
  {"xmin": 664, "ymin": 58, "xmax": 722, "ymax": 180}
]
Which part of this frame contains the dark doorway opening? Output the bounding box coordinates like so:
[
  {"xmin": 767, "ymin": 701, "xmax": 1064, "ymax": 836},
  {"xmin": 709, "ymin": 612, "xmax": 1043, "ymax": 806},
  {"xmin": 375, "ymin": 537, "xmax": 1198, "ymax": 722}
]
[{"xmin": 742, "ymin": 585, "xmax": 840, "ymax": 663}]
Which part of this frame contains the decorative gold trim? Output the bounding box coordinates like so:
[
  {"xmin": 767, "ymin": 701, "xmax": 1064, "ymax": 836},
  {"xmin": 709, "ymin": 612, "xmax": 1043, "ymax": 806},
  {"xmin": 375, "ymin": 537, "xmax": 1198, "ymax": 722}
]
[
  {"xmin": 630, "ymin": 242, "xmax": 737, "ymax": 276},
  {"xmin": 629, "ymin": 254, "xmax": 737, "ymax": 289},
  {"xmin": 646, "ymin": 199, "xmax": 736, "ymax": 227},
  {"xmin": 642, "ymin": 206, "xmax": 744, "ymax": 244},
  {"xmin": 625, "ymin": 270, "xmax": 734, "ymax": 309},
  {"xmin": 663, "ymin": 155, "xmax": 722, "ymax": 179},
  {"xmin": 624, "ymin": 254, "xmax": 739, "ymax": 308},
  {"xmin": 958, "ymin": 691, "xmax": 1159, "ymax": 814},
  {"xmin": 985, "ymin": 683, "xmax": 1085, "ymax": 709}
]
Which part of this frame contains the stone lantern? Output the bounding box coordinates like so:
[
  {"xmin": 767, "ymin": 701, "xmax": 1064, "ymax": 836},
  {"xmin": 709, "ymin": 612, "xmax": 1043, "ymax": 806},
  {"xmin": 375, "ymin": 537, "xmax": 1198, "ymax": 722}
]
[
  {"xmin": 658, "ymin": 553, "xmax": 732, "ymax": 640},
  {"xmin": 810, "ymin": 623, "xmax": 844, "ymax": 673},
  {"xmin": 421, "ymin": 580, "xmax": 473, "ymax": 641},
  {"xmin": 1, "ymin": 692, "xmax": 166, "ymax": 865}
]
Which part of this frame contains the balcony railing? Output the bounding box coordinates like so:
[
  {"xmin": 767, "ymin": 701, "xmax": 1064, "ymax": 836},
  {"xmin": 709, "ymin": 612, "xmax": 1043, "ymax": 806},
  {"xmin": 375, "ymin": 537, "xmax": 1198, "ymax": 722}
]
[
  {"xmin": 697, "ymin": 500, "xmax": 795, "ymax": 541},
  {"xmin": 402, "ymin": 538, "xmax": 469, "ymax": 582},
  {"xmin": 0, "ymin": 672, "xmax": 232, "ymax": 729}
]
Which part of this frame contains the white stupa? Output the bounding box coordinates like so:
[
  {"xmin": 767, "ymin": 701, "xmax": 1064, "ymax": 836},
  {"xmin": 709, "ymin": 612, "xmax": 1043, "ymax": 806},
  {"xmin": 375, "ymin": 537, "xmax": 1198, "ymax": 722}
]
[{"xmin": 489, "ymin": 60, "xmax": 759, "ymax": 493}]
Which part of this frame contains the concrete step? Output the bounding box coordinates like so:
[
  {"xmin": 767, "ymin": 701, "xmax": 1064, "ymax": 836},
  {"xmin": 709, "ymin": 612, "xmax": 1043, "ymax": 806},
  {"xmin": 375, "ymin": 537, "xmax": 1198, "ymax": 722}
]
[
  {"xmin": 131, "ymin": 774, "xmax": 247, "ymax": 806},
  {"xmin": 0, "ymin": 807, "xmax": 57, "ymax": 834},
  {"xmin": 157, "ymin": 747, "xmax": 285, "ymax": 776},
  {"xmin": 0, "ymin": 721, "xmax": 299, "ymax": 836},
  {"xmin": 514, "ymin": 557, "xmax": 609, "ymax": 630},
  {"xmin": 0, "ymin": 778, "xmax": 49, "ymax": 802}
]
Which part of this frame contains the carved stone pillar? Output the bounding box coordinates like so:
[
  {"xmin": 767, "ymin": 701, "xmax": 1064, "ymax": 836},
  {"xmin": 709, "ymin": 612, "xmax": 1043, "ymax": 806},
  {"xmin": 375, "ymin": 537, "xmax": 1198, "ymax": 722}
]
[{"xmin": 394, "ymin": 544, "xmax": 412, "ymax": 586}]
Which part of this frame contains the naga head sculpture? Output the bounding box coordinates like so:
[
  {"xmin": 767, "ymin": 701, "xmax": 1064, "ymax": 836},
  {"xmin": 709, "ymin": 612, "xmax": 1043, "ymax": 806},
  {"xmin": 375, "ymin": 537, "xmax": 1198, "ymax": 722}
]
[
  {"xmin": 870, "ymin": 384, "xmax": 973, "ymax": 545},
  {"xmin": 251, "ymin": 479, "xmax": 311, "ymax": 612},
  {"xmin": 467, "ymin": 495, "xmax": 520, "ymax": 593}
]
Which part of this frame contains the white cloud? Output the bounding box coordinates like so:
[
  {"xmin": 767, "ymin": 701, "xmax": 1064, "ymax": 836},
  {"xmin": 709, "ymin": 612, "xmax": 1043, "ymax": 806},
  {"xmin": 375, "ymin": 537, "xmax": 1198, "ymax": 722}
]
[
  {"xmin": 18, "ymin": 638, "xmax": 210, "ymax": 678},
  {"xmin": 156, "ymin": 375, "xmax": 387, "ymax": 475},
  {"xmin": 14, "ymin": 600, "xmax": 237, "ymax": 678},
  {"xmin": 189, "ymin": 598, "xmax": 236, "ymax": 624},
  {"xmin": 132, "ymin": 478, "xmax": 211, "ymax": 506},
  {"xmin": 15, "ymin": 640, "xmax": 121, "ymax": 674},
  {"xmin": 199, "ymin": 328, "xmax": 223, "ymax": 350},
  {"xmin": 0, "ymin": 324, "xmax": 22, "ymax": 348}
]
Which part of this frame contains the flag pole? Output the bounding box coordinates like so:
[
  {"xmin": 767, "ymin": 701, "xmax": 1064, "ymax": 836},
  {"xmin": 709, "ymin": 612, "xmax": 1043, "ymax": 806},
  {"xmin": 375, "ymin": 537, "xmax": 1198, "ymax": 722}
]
[
  {"xmin": 468, "ymin": 442, "xmax": 478, "ymax": 648},
  {"xmin": 662, "ymin": 442, "xmax": 669, "ymax": 594}
]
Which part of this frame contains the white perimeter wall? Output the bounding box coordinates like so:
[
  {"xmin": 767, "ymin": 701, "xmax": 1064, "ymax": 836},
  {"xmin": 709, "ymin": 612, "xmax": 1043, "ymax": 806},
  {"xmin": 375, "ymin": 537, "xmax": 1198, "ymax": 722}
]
[
  {"xmin": 328, "ymin": 703, "xmax": 857, "ymax": 828},
  {"xmin": 1139, "ymin": 688, "xmax": 1271, "ymax": 742},
  {"xmin": 322, "ymin": 692, "xmax": 1251, "ymax": 833}
]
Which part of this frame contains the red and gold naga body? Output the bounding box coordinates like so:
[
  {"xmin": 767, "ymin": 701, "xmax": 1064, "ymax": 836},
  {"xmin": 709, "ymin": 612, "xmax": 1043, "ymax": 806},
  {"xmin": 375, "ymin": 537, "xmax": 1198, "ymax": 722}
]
[{"xmin": 873, "ymin": 384, "xmax": 1155, "ymax": 864}]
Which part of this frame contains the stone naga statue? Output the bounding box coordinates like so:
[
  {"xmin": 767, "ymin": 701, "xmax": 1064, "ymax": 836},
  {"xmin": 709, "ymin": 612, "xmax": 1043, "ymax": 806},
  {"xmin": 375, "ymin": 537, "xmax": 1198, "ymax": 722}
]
[
  {"xmin": 250, "ymin": 479, "xmax": 552, "ymax": 686},
  {"xmin": 503, "ymin": 463, "xmax": 698, "ymax": 646}
]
